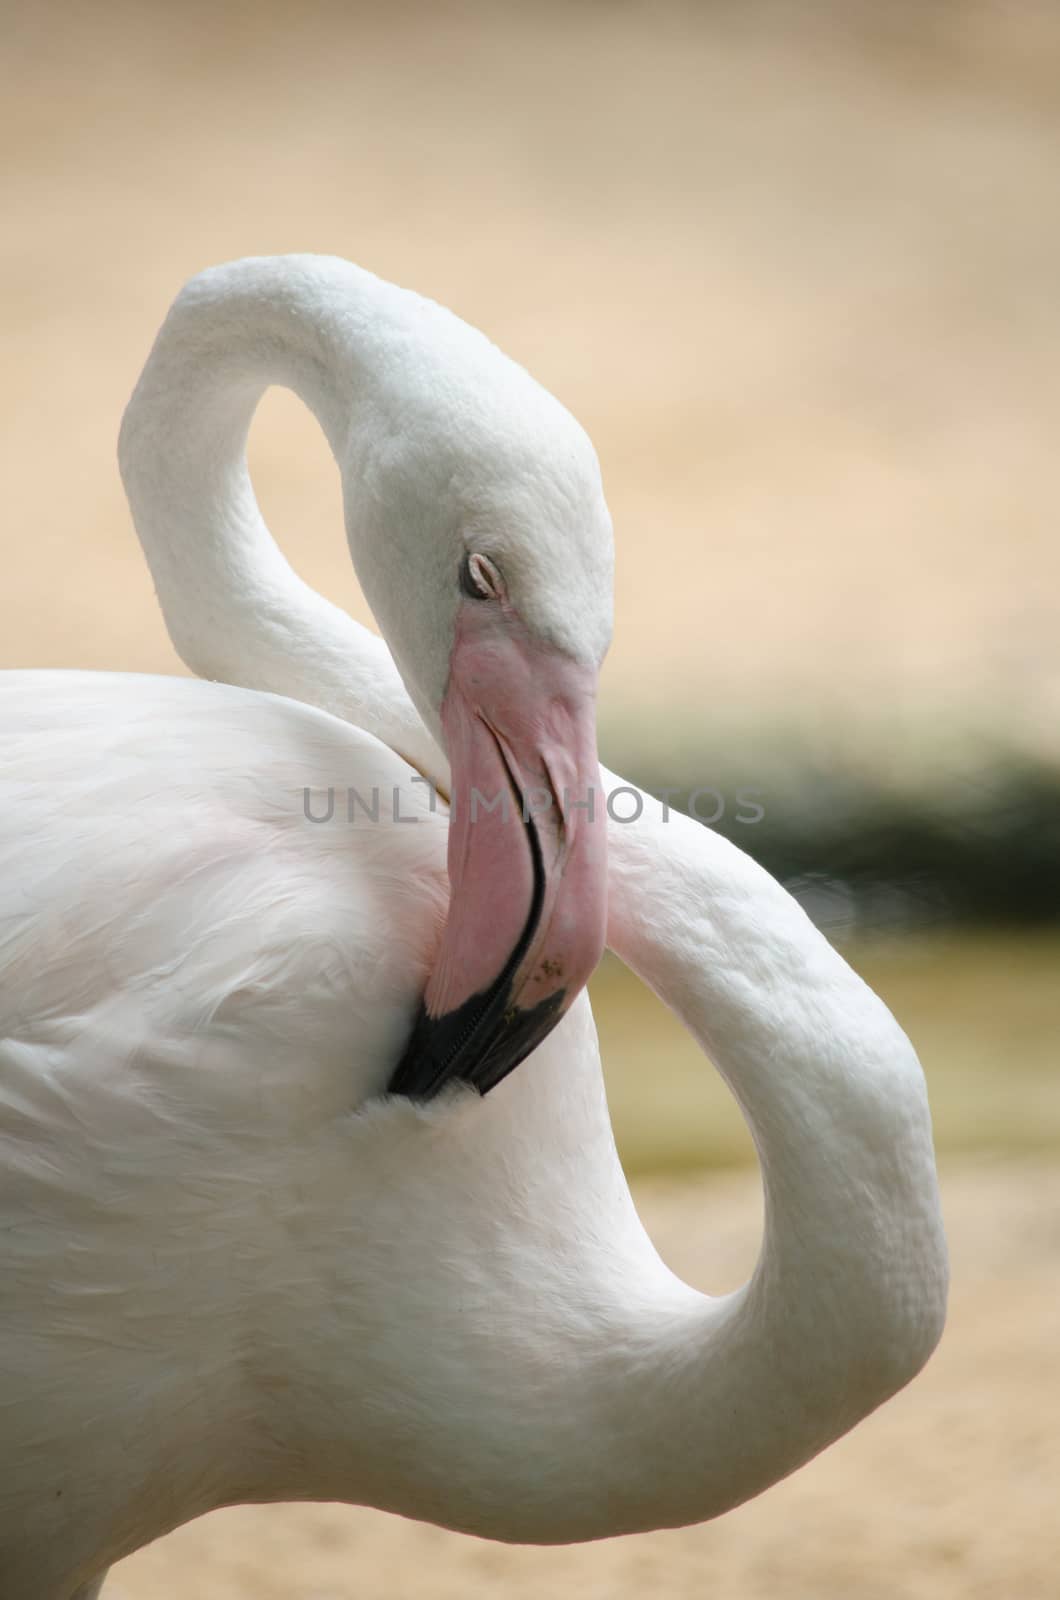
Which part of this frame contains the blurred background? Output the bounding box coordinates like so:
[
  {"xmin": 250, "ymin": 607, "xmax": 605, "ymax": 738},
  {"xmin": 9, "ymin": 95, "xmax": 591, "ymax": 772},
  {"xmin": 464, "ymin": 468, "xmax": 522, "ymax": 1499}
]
[{"xmin": 3, "ymin": 0, "xmax": 1058, "ymax": 1594}]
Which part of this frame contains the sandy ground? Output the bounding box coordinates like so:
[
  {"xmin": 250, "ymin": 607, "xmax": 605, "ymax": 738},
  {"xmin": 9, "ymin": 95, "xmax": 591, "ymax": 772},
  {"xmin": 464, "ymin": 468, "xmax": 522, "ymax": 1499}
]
[{"xmin": 102, "ymin": 1158, "xmax": 1060, "ymax": 1600}]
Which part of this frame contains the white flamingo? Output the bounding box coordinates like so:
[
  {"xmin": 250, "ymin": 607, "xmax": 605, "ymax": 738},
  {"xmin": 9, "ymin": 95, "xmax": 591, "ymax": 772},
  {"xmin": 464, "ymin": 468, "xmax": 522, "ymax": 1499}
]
[{"xmin": 0, "ymin": 257, "xmax": 947, "ymax": 1600}]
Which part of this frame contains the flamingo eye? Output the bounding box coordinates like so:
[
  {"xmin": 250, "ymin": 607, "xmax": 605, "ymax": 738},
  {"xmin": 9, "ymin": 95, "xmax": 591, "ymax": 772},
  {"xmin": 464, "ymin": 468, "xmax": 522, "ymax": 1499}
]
[{"xmin": 459, "ymin": 552, "xmax": 502, "ymax": 601}]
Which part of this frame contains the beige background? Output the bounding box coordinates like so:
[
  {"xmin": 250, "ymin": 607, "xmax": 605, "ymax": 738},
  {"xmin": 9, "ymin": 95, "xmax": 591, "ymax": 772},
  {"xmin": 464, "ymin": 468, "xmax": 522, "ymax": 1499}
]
[
  {"xmin": 5, "ymin": 1, "xmax": 1059, "ymax": 766},
  {"xmin": 3, "ymin": 3, "xmax": 1059, "ymax": 1596}
]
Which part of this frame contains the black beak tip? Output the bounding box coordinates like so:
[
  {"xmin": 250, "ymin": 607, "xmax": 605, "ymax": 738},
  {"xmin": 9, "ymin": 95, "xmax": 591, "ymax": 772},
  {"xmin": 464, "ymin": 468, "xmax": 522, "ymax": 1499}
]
[{"xmin": 387, "ymin": 986, "xmax": 568, "ymax": 1102}]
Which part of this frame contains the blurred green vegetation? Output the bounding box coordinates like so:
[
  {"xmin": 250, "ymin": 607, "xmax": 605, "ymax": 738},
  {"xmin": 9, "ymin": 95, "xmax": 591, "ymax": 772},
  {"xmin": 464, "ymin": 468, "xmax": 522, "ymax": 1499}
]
[
  {"xmin": 601, "ymin": 741, "xmax": 1060, "ymax": 933},
  {"xmin": 592, "ymin": 932, "xmax": 1060, "ymax": 1177}
]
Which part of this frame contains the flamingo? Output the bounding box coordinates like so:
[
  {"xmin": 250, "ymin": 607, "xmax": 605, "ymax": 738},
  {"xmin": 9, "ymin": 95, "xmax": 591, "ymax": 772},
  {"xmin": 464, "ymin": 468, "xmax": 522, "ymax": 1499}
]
[{"xmin": 0, "ymin": 257, "xmax": 948, "ymax": 1600}]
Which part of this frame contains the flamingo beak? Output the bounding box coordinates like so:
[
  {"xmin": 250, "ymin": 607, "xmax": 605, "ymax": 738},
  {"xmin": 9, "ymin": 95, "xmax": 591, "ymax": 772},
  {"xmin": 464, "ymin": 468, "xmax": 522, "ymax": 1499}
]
[{"xmin": 388, "ymin": 607, "xmax": 607, "ymax": 1100}]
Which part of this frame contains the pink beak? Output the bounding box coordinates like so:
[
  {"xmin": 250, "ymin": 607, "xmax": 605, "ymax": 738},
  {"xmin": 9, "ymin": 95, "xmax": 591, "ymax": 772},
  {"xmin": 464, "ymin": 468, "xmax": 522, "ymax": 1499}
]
[{"xmin": 388, "ymin": 603, "xmax": 607, "ymax": 1099}]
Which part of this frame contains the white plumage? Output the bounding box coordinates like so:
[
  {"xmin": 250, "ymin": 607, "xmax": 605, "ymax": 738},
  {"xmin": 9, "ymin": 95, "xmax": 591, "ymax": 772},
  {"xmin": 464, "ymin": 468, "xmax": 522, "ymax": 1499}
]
[{"xmin": 0, "ymin": 258, "xmax": 947, "ymax": 1600}]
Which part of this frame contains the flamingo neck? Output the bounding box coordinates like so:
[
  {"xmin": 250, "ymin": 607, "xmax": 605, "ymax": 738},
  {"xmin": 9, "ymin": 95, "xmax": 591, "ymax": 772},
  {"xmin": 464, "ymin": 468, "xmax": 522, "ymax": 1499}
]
[
  {"xmin": 576, "ymin": 769, "xmax": 948, "ymax": 1528},
  {"xmin": 245, "ymin": 772, "xmax": 945, "ymax": 1541},
  {"xmin": 118, "ymin": 255, "xmax": 448, "ymax": 789}
]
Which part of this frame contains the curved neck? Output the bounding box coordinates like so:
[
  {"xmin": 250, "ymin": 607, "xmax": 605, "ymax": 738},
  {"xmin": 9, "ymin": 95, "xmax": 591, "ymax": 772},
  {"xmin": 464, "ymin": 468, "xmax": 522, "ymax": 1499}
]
[
  {"xmin": 118, "ymin": 255, "xmax": 448, "ymax": 789},
  {"xmin": 572, "ymin": 772, "xmax": 948, "ymax": 1529}
]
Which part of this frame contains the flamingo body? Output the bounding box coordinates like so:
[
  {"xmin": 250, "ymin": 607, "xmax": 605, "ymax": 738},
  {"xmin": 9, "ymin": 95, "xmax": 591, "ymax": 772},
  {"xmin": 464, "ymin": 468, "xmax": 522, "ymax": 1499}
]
[{"xmin": 0, "ymin": 258, "xmax": 948, "ymax": 1600}]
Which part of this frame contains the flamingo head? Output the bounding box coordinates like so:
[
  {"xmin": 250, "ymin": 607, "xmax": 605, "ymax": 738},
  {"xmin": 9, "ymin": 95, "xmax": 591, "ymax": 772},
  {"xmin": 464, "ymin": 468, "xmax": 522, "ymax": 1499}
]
[{"xmin": 347, "ymin": 297, "xmax": 613, "ymax": 1099}]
